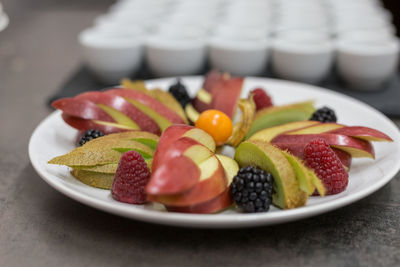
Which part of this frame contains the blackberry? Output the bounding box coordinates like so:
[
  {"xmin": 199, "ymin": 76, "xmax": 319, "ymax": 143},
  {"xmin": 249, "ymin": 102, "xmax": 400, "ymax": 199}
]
[
  {"xmin": 168, "ymin": 79, "xmax": 191, "ymax": 108},
  {"xmin": 78, "ymin": 129, "xmax": 104, "ymax": 146},
  {"xmin": 310, "ymin": 106, "xmax": 337, "ymax": 122},
  {"xmin": 230, "ymin": 166, "xmax": 274, "ymax": 213}
]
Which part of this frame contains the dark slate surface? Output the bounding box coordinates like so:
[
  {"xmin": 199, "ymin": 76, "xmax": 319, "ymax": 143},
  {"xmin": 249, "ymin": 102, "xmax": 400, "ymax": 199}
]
[{"xmin": 1, "ymin": 0, "xmax": 400, "ymax": 266}]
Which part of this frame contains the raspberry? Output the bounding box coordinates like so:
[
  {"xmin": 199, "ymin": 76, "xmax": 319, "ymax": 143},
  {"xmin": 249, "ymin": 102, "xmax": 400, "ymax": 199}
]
[
  {"xmin": 304, "ymin": 139, "xmax": 348, "ymax": 195},
  {"xmin": 230, "ymin": 166, "xmax": 274, "ymax": 213},
  {"xmin": 111, "ymin": 150, "xmax": 150, "ymax": 204},
  {"xmin": 250, "ymin": 88, "xmax": 273, "ymax": 111},
  {"xmin": 310, "ymin": 107, "xmax": 337, "ymax": 122}
]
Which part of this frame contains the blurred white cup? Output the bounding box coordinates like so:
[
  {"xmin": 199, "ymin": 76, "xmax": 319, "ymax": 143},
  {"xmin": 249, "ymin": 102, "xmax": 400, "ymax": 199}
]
[
  {"xmin": 145, "ymin": 34, "xmax": 207, "ymax": 77},
  {"xmin": 336, "ymin": 37, "xmax": 400, "ymax": 90},
  {"xmin": 79, "ymin": 27, "xmax": 144, "ymax": 84},
  {"xmin": 208, "ymin": 36, "xmax": 269, "ymax": 76},
  {"xmin": 271, "ymin": 33, "xmax": 334, "ymax": 84}
]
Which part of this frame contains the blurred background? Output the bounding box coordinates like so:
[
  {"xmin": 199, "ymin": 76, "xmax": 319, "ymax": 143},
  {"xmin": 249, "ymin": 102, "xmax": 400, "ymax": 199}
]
[{"xmin": 1, "ymin": 0, "xmax": 400, "ymax": 113}]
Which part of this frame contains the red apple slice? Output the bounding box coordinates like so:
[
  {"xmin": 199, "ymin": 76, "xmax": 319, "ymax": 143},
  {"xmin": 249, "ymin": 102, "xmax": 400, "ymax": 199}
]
[
  {"xmin": 152, "ymin": 125, "xmax": 215, "ymax": 171},
  {"xmin": 105, "ymin": 88, "xmax": 186, "ymax": 124},
  {"xmin": 272, "ymin": 133, "xmax": 374, "ymax": 158},
  {"xmin": 327, "ymin": 126, "xmax": 393, "ymax": 142},
  {"xmin": 249, "ymin": 120, "xmax": 320, "ymax": 142},
  {"xmin": 52, "ymin": 98, "xmax": 115, "ymax": 121},
  {"xmin": 192, "ymin": 70, "xmax": 223, "ymax": 112},
  {"xmin": 211, "ymin": 76, "xmax": 244, "ymax": 119},
  {"xmin": 165, "ymin": 188, "xmax": 232, "ymax": 214},
  {"xmin": 152, "ymin": 137, "xmax": 214, "ymax": 172},
  {"xmin": 61, "ymin": 114, "xmax": 136, "ymax": 134},
  {"xmin": 165, "ymin": 154, "xmax": 238, "ymax": 213},
  {"xmin": 76, "ymin": 91, "xmax": 160, "ymax": 135},
  {"xmin": 146, "ymin": 155, "xmax": 201, "ymax": 195},
  {"xmin": 285, "ymin": 123, "xmax": 345, "ymax": 135},
  {"xmin": 148, "ymin": 155, "xmax": 228, "ymax": 206}
]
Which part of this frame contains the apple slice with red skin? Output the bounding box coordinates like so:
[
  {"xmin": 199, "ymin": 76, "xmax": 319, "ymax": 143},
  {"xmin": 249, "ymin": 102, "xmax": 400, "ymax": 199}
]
[
  {"xmin": 147, "ymin": 155, "xmax": 228, "ymax": 206},
  {"xmin": 152, "ymin": 125, "xmax": 215, "ymax": 171},
  {"xmin": 151, "ymin": 136, "xmax": 214, "ymax": 177},
  {"xmin": 327, "ymin": 126, "xmax": 393, "ymax": 142},
  {"xmin": 105, "ymin": 88, "xmax": 186, "ymax": 124},
  {"xmin": 249, "ymin": 120, "xmax": 320, "ymax": 142},
  {"xmin": 146, "ymin": 155, "xmax": 201, "ymax": 196},
  {"xmin": 52, "ymin": 98, "xmax": 115, "ymax": 122},
  {"xmin": 164, "ymin": 155, "xmax": 238, "ymax": 213},
  {"xmin": 76, "ymin": 91, "xmax": 160, "ymax": 135},
  {"xmin": 272, "ymin": 133, "xmax": 374, "ymax": 158},
  {"xmin": 211, "ymin": 76, "xmax": 244, "ymax": 119},
  {"xmin": 192, "ymin": 71, "xmax": 244, "ymax": 119},
  {"xmin": 285, "ymin": 123, "xmax": 344, "ymax": 135},
  {"xmin": 285, "ymin": 123, "xmax": 393, "ymax": 142},
  {"xmin": 166, "ymin": 188, "xmax": 232, "ymax": 214},
  {"xmin": 61, "ymin": 114, "xmax": 135, "ymax": 134},
  {"xmin": 192, "ymin": 70, "xmax": 223, "ymax": 112},
  {"xmin": 273, "ymin": 141, "xmax": 352, "ymax": 170}
]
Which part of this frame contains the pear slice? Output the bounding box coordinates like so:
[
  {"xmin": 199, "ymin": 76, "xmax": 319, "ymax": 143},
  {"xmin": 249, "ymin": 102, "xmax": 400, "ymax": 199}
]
[
  {"xmin": 235, "ymin": 140, "xmax": 308, "ymax": 209},
  {"xmin": 71, "ymin": 163, "xmax": 118, "ymax": 174},
  {"xmin": 71, "ymin": 158, "xmax": 153, "ymax": 174},
  {"xmin": 49, "ymin": 140, "xmax": 154, "ymax": 167},
  {"xmin": 71, "ymin": 169, "xmax": 114, "ymax": 189},
  {"xmin": 48, "ymin": 131, "xmax": 158, "ymax": 167},
  {"xmin": 281, "ymin": 151, "xmax": 315, "ymax": 195}
]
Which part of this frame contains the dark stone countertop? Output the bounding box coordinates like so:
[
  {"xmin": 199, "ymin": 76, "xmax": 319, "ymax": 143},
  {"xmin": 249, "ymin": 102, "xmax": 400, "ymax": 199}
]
[{"xmin": 0, "ymin": 1, "xmax": 399, "ymax": 266}]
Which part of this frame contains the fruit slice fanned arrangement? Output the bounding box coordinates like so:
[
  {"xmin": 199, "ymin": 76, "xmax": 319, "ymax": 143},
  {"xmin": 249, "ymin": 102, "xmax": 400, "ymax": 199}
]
[
  {"xmin": 52, "ymin": 81, "xmax": 188, "ymax": 135},
  {"xmin": 48, "ymin": 70, "xmax": 394, "ymax": 214}
]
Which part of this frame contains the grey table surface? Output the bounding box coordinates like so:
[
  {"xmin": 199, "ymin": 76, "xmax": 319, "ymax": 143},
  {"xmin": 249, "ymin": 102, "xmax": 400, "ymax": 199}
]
[{"xmin": 1, "ymin": 1, "xmax": 400, "ymax": 266}]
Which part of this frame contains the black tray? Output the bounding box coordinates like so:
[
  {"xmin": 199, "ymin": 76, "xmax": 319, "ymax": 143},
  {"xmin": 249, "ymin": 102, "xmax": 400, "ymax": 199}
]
[{"xmin": 47, "ymin": 64, "xmax": 400, "ymax": 118}]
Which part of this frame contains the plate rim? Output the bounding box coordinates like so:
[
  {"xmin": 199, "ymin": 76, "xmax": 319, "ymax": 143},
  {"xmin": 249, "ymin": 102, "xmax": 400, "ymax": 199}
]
[{"xmin": 29, "ymin": 76, "xmax": 400, "ymax": 228}]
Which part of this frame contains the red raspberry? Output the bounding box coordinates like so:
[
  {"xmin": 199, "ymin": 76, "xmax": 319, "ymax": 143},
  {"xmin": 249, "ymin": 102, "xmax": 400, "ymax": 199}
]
[
  {"xmin": 111, "ymin": 151, "xmax": 150, "ymax": 204},
  {"xmin": 250, "ymin": 88, "xmax": 273, "ymax": 111},
  {"xmin": 304, "ymin": 139, "xmax": 348, "ymax": 195}
]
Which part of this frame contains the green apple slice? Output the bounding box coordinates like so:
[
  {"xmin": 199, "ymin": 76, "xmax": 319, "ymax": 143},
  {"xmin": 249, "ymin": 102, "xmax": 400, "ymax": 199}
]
[
  {"xmin": 246, "ymin": 101, "xmax": 315, "ymax": 138},
  {"xmin": 281, "ymin": 151, "xmax": 315, "ymax": 195}
]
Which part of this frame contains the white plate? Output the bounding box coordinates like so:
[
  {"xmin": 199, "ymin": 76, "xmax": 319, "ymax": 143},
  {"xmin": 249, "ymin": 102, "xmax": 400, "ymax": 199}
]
[{"xmin": 29, "ymin": 76, "xmax": 400, "ymax": 228}]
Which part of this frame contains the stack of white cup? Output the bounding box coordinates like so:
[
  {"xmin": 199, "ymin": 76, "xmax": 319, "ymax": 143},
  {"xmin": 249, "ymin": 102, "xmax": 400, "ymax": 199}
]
[
  {"xmin": 329, "ymin": 0, "xmax": 400, "ymax": 89},
  {"xmin": 78, "ymin": 0, "xmax": 399, "ymax": 90},
  {"xmin": 271, "ymin": 0, "xmax": 334, "ymax": 84}
]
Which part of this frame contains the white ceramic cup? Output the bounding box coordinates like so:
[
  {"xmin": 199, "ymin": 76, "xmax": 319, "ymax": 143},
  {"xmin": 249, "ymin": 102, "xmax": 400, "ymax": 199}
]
[
  {"xmin": 208, "ymin": 37, "xmax": 269, "ymax": 76},
  {"xmin": 336, "ymin": 37, "xmax": 400, "ymax": 90},
  {"xmin": 79, "ymin": 27, "xmax": 144, "ymax": 84},
  {"xmin": 145, "ymin": 34, "xmax": 207, "ymax": 77},
  {"xmin": 271, "ymin": 35, "xmax": 334, "ymax": 84}
]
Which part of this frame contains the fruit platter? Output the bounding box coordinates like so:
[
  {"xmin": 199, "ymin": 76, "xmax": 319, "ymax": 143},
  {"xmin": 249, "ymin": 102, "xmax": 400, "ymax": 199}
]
[{"xmin": 29, "ymin": 71, "xmax": 400, "ymax": 228}]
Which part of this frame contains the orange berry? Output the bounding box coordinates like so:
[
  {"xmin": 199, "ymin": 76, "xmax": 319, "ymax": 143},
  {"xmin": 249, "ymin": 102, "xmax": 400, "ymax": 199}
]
[{"xmin": 195, "ymin": 109, "xmax": 233, "ymax": 146}]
